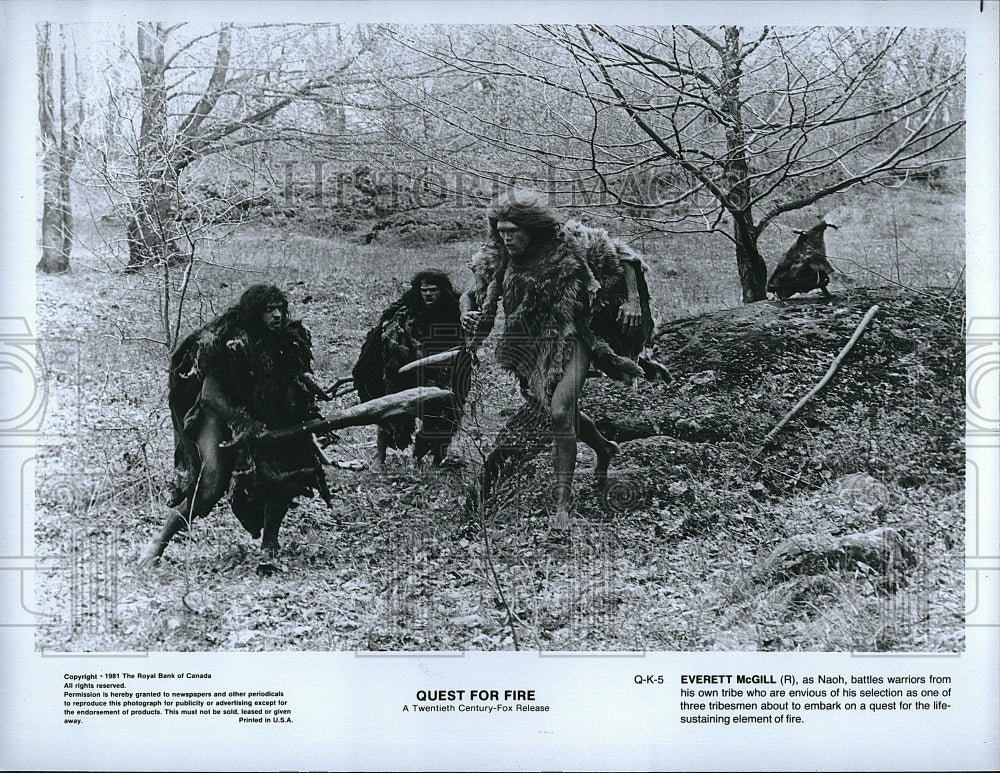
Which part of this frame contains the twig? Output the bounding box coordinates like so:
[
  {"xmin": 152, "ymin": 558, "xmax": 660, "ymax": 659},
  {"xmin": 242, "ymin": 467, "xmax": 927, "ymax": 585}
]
[
  {"xmin": 327, "ymin": 376, "xmax": 356, "ymax": 398},
  {"xmin": 756, "ymin": 304, "xmax": 880, "ymax": 453},
  {"xmin": 475, "ymin": 488, "xmax": 521, "ymax": 651},
  {"xmin": 461, "ymin": 368, "xmax": 521, "ymax": 650}
]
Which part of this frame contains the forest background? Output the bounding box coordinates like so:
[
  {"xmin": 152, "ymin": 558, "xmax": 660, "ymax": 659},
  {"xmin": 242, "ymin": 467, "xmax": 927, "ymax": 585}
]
[{"xmin": 17, "ymin": 16, "xmax": 978, "ymax": 652}]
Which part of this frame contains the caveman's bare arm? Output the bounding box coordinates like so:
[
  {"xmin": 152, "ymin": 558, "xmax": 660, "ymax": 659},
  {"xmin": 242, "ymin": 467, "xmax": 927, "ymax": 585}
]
[
  {"xmin": 459, "ymin": 289, "xmax": 481, "ymax": 337},
  {"xmin": 617, "ymin": 260, "xmax": 643, "ymax": 331},
  {"xmin": 198, "ymin": 375, "xmax": 262, "ymax": 446},
  {"xmin": 459, "ymin": 288, "xmax": 478, "ymax": 315}
]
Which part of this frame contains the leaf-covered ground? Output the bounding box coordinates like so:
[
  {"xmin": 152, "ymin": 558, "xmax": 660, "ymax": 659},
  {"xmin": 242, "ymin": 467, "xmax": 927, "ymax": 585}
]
[
  {"xmin": 33, "ymin": 191, "xmax": 965, "ymax": 652},
  {"xmin": 33, "ymin": 266, "xmax": 964, "ymax": 652},
  {"xmin": 484, "ymin": 287, "xmax": 965, "ymax": 651}
]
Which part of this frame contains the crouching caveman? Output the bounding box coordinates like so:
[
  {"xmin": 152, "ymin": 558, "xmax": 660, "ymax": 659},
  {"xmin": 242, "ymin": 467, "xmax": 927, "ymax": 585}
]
[
  {"xmin": 766, "ymin": 221, "xmax": 838, "ymax": 300},
  {"xmin": 460, "ymin": 190, "xmax": 663, "ymax": 530},
  {"xmin": 352, "ymin": 270, "xmax": 473, "ymax": 470},
  {"xmin": 139, "ymin": 284, "xmax": 332, "ymax": 572}
]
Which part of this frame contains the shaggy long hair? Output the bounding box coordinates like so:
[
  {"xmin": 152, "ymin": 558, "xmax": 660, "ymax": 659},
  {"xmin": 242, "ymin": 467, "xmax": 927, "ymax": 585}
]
[
  {"xmin": 352, "ymin": 268, "xmax": 469, "ymax": 456},
  {"xmin": 235, "ymin": 284, "xmax": 289, "ymax": 332},
  {"xmin": 485, "ymin": 189, "xmax": 562, "ymax": 253},
  {"xmin": 399, "ymin": 269, "xmax": 460, "ymax": 319}
]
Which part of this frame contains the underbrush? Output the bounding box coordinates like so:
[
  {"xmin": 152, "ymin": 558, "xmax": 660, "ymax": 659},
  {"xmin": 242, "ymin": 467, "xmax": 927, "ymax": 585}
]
[{"xmin": 34, "ymin": 180, "xmax": 965, "ymax": 652}]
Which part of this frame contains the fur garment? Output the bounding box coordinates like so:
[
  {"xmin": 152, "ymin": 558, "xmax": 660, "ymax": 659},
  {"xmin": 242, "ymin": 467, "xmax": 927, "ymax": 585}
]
[
  {"xmin": 766, "ymin": 222, "xmax": 837, "ymax": 299},
  {"xmin": 352, "ymin": 275, "xmax": 471, "ymax": 460},
  {"xmin": 468, "ymin": 219, "xmax": 655, "ymax": 404},
  {"xmin": 168, "ymin": 302, "xmax": 330, "ymax": 523}
]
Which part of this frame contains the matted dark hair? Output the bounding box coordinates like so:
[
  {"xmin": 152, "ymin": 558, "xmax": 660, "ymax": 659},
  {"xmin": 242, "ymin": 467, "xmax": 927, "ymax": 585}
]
[
  {"xmin": 410, "ymin": 269, "xmax": 457, "ymax": 297},
  {"xmin": 486, "ymin": 189, "xmax": 562, "ymax": 247},
  {"xmin": 236, "ymin": 284, "xmax": 289, "ymax": 329}
]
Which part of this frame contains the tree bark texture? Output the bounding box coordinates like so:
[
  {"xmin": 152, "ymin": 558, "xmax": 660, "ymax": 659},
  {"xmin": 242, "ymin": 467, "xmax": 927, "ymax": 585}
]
[
  {"xmin": 37, "ymin": 23, "xmax": 74, "ymax": 274},
  {"xmin": 720, "ymin": 27, "xmax": 767, "ymax": 303}
]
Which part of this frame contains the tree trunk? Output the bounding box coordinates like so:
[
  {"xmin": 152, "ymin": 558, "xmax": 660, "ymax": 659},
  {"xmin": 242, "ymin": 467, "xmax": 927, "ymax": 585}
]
[
  {"xmin": 125, "ymin": 182, "xmax": 183, "ymax": 269},
  {"xmin": 57, "ymin": 34, "xmax": 75, "ymax": 262},
  {"xmin": 127, "ymin": 22, "xmax": 182, "ymax": 269},
  {"xmin": 720, "ymin": 27, "xmax": 767, "ymax": 303},
  {"xmin": 733, "ymin": 215, "xmax": 767, "ymax": 303},
  {"xmin": 37, "ymin": 23, "xmax": 72, "ymax": 274}
]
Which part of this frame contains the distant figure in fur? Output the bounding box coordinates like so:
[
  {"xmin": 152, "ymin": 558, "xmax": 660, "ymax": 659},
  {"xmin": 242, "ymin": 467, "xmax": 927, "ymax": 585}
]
[
  {"xmin": 460, "ymin": 189, "xmax": 664, "ymax": 529},
  {"xmin": 352, "ymin": 270, "xmax": 472, "ymax": 470},
  {"xmin": 139, "ymin": 284, "xmax": 331, "ymax": 572},
  {"xmin": 767, "ymin": 221, "xmax": 838, "ymax": 300}
]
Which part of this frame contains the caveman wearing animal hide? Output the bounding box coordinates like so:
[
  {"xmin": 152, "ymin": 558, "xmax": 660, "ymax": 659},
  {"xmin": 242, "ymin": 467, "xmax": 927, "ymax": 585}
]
[
  {"xmin": 139, "ymin": 284, "xmax": 331, "ymax": 571},
  {"xmin": 352, "ymin": 270, "xmax": 472, "ymax": 470},
  {"xmin": 460, "ymin": 189, "xmax": 660, "ymax": 529},
  {"xmin": 766, "ymin": 221, "xmax": 838, "ymax": 300}
]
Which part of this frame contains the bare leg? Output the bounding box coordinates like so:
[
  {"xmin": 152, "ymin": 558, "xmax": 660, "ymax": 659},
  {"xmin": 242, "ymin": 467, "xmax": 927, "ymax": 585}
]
[
  {"xmin": 373, "ymin": 427, "xmax": 388, "ymax": 472},
  {"xmin": 138, "ymin": 506, "xmax": 191, "ymax": 568},
  {"xmin": 550, "ymin": 338, "xmax": 591, "ymax": 530},
  {"xmin": 139, "ymin": 411, "xmax": 233, "ymax": 567},
  {"xmin": 260, "ymin": 501, "xmax": 288, "ymax": 560},
  {"xmin": 256, "ymin": 501, "xmax": 290, "ymax": 576},
  {"xmin": 578, "ymin": 411, "xmax": 619, "ymax": 489}
]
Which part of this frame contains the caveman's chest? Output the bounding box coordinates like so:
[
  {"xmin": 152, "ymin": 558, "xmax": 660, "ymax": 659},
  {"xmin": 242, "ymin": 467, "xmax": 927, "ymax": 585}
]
[
  {"xmin": 501, "ymin": 259, "xmax": 579, "ymax": 319},
  {"xmin": 234, "ymin": 340, "xmax": 298, "ymax": 392}
]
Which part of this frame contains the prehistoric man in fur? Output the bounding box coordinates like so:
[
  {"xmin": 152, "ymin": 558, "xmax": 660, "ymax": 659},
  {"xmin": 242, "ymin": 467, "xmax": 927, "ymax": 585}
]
[
  {"xmin": 139, "ymin": 284, "xmax": 331, "ymax": 571},
  {"xmin": 460, "ymin": 189, "xmax": 659, "ymax": 529},
  {"xmin": 353, "ymin": 270, "xmax": 473, "ymax": 470}
]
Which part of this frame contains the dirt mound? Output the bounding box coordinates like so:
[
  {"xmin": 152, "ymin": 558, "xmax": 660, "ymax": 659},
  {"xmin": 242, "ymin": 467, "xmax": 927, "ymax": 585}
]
[
  {"xmin": 476, "ymin": 286, "xmax": 963, "ymax": 599},
  {"xmin": 585, "ymin": 287, "xmax": 964, "ymax": 492},
  {"xmin": 362, "ymin": 206, "xmax": 485, "ymax": 245},
  {"xmin": 480, "ymin": 287, "xmax": 963, "ymax": 505}
]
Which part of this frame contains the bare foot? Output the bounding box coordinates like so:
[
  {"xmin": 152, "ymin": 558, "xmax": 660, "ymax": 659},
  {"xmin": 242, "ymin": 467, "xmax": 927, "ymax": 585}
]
[
  {"xmin": 256, "ymin": 560, "xmax": 282, "ymax": 577},
  {"xmin": 137, "ymin": 542, "xmax": 163, "ymax": 570},
  {"xmin": 550, "ymin": 507, "xmax": 571, "ymax": 531},
  {"xmin": 595, "ymin": 440, "xmax": 620, "ymax": 489}
]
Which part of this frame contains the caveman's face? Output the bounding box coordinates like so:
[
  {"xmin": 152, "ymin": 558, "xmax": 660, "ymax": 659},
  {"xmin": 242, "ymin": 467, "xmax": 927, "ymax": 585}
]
[
  {"xmin": 496, "ymin": 220, "xmax": 530, "ymax": 259},
  {"xmin": 420, "ymin": 281, "xmax": 443, "ymax": 308},
  {"xmin": 260, "ymin": 301, "xmax": 285, "ymax": 331}
]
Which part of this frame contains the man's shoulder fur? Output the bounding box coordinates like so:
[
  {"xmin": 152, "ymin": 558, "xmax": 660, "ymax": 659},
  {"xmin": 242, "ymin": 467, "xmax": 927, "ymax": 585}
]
[
  {"xmin": 560, "ymin": 219, "xmax": 645, "ymax": 267},
  {"xmin": 174, "ymin": 310, "xmax": 315, "ymax": 383}
]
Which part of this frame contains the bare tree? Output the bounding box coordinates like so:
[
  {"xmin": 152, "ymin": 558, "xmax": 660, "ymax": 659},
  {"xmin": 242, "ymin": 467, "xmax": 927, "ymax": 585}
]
[
  {"xmin": 101, "ymin": 22, "xmax": 375, "ymax": 270},
  {"xmin": 37, "ymin": 22, "xmax": 80, "ymax": 274},
  {"xmin": 378, "ymin": 25, "xmax": 965, "ymax": 302}
]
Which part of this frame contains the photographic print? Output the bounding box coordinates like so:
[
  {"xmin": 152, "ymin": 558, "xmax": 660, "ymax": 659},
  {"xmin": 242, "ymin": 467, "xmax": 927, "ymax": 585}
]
[
  {"xmin": 2, "ymin": 2, "xmax": 997, "ymax": 771},
  {"xmin": 30, "ymin": 16, "xmax": 967, "ymax": 654}
]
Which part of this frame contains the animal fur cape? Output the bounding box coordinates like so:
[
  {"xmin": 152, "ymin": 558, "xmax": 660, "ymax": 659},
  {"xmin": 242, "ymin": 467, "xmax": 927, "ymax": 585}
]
[
  {"xmin": 168, "ymin": 310, "xmax": 331, "ymax": 528},
  {"xmin": 352, "ymin": 288, "xmax": 471, "ymax": 458},
  {"xmin": 468, "ymin": 219, "xmax": 655, "ymax": 404},
  {"xmin": 766, "ymin": 221, "xmax": 837, "ymax": 299}
]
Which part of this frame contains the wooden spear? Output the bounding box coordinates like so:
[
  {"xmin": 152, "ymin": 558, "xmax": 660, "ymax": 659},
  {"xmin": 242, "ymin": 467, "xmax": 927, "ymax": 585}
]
[
  {"xmin": 254, "ymin": 386, "xmax": 454, "ymax": 445},
  {"xmin": 757, "ymin": 304, "xmax": 880, "ymax": 452},
  {"xmin": 395, "ymin": 347, "xmax": 462, "ymax": 376}
]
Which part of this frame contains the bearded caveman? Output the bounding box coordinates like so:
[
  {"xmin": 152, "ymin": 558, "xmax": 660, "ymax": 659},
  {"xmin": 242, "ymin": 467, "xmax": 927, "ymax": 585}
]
[
  {"xmin": 460, "ymin": 190, "xmax": 662, "ymax": 530},
  {"xmin": 353, "ymin": 270, "xmax": 472, "ymax": 470},
  {"xmin": 140, "ymin": 284, "xmax": 331, "ymax": 572}
]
